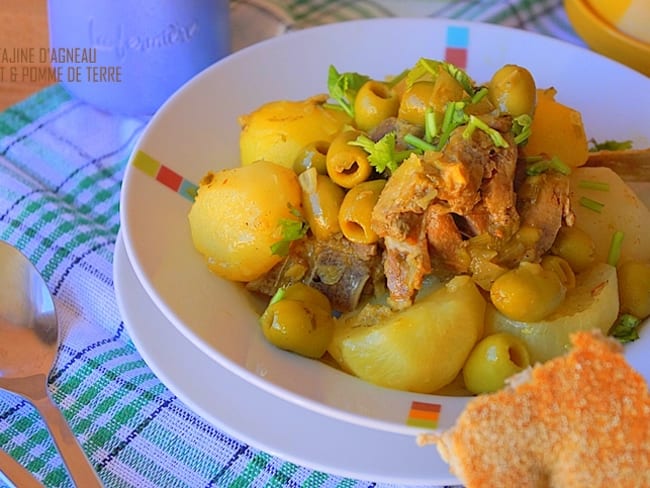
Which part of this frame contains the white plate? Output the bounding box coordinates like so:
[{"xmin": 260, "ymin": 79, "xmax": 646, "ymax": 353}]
[
  {"xmin": 119, "ymin": 18, "xmax": 650, "ymax": 436},
  {"xmin": 113, "ymin": 233, "xmax": 459, "ymax": 485}
]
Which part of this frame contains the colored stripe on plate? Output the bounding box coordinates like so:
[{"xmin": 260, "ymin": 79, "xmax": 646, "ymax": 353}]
[
  {"xmin": 132, "ymin": 150, "xmax": 198, "ymax": 202},
  {"xmin": 445, "ymin": 25, "xmax": 469, "ymax": 68},
  {"xmin": 406, "ymin": 401, "xmax": 441, "ymax": 429}
]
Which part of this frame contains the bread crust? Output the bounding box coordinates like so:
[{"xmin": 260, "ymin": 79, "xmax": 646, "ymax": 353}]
[{"xmin": 419, "ymin": 330, "xmax": 650, "ymax": 487}]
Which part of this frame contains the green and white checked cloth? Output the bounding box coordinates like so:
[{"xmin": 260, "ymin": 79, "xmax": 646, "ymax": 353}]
[{"xmin": 0, "ymin": 1, "xmax": 584, "ymax": 487}]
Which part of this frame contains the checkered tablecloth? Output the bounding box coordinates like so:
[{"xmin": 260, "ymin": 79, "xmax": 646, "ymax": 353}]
[{"xmin": 0, "ymin": 1, "xmax": 589, "ymax": 487}]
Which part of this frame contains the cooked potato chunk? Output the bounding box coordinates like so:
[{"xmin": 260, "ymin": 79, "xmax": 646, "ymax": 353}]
[
  {"xmin": 188, "ymin": 161, "xmax": 302, "ymax": 282},
  {"xmin": 238, "ymin": 95, "xmax": 351, "ymax": 169},
  {"xmin": 485, "ymin": 262, "xmax": 619, "ymax": 363},
  {"xmin": 328, "ymin": 276, "xmax": 486, "ymax": 393},
  {"xmin": 569, "ymin": 166, "xmax": 650, "ymax": 264},
  {"xmin": 521, "ymin": 88, "xmax": 589, "ymax": 167}
]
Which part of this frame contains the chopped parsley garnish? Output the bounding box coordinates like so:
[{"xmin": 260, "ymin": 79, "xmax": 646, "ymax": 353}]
[
  {"xmin": 327, "ymin": 65, "xmax": 369, "ymax": 118},
  {"xmin": 270, "ymin": 206, "xmax": 308, "ymax": 256},
  {"xmin": 589, "ymin": 138, "xmax": 633, "ymax": 152},
  {"xmin": 349, "ymin": 133, "xmax": 411, "ymax": 174},
  {"xmin": 610, "ymin": 313, "xmax": 642, "ymax": 343},
  {"xmin": 405, "ymin": 58, "xmax": 475, "ymax": 95}
]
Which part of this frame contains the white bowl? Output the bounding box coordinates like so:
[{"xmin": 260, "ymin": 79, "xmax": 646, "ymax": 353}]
[{"xmin": 119, "ymin": 18, "xmax": 650, "ymax": 436}]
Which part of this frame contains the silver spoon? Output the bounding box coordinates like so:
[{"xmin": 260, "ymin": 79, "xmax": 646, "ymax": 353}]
[{"xmin": 0, "ymin": 240, "xmax": 103, "ymax": 487}]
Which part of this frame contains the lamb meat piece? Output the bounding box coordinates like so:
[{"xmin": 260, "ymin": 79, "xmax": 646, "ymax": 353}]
[
  {"xmin": 511, "ymin": 171, "xmax": 574, "ymax": 264},
  {"xmin": 371, "ymin": 154, "xmax": 439, "ymax": 308},
  {"xmin": 368, "ymin": 117, "xmax": 425, "ymax": 152},
  {"xmin": 441, "ymin": 119, "xmax": 519, "ymax": 239},
  {"xmin": 245, "ymin": 233, "xmax": 382, "ymax": 312},
  {"xmin": 424, "ymin": 206, "xmax": 470, "ymax": 274}
]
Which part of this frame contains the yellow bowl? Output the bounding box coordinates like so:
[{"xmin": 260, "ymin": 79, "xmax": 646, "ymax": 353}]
[{"xmin": 565, "ymin": 0, "xmax": 650, "ymax": 76}]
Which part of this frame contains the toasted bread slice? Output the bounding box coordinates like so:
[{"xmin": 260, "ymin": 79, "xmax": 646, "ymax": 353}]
[{"xmin": 418, "ymin": 330, "xmax": 650, "ymax": 487}]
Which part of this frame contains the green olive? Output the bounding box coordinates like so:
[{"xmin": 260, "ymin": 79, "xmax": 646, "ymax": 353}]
[
  {"xmin": 338, "ymin": 179, "xmax": 386, "ymax": 244},
  {"xmin": 490, "ymin": 262, "xmax": 566, "ymax": 322},
  {"xmin": 397, "ymin": 81, "xmax": 435, "ymax": 126},
  {"xmin": 540, "ymin": 255, "xmax": 576, "ymax": 289},
  {"xmin": 299, "ymin": 169, "xmax": 345, "ymax": 240},
  {"xmin": 280, "ymin": 282, "xmax": 332, "ymax": 312},
  {"xmin": 354, "ymin": 80, "xmax": 400, "ymax": 131},
  {"xmin": 551, "ymin": 226, "xmax": 596, "ymax": 273},
  {"xmin": 259, "ymin": 284, "xmax": 334, "ymax": 358},
  {"xmin": 294, "ymin": 140, "xmax": 330, "ymax": 175},
  {"xmin": 617, "ymin": 260, "xmax": 650, "ymax": 319},
  {"xmin": 487, "ymin": 64, "xmax": 536, "ymax": 117},
  {"xmin": 462, "ymin": 332, "xmax": 531, "ymax": 394}
]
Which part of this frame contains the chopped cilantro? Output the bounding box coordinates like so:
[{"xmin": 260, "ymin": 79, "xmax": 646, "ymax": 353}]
[
  {"xmin": 405, "ymin": 58, "xmax": 475, "ymax": 95},
  {"xmin": 589, "ymin": 138, "xmax": 633, "ymax": 152},
  {"xmin": 270, "ymin": 206, "xmax": 308, "ymax": 256},
  {"xmin": 349, "ymin": 133, "xmax": 411, "ymax": 174},
  {"xmin": 327, "ymin": 65, "xmax": 370, "ymax": 118},
  {"xmin": 610, "ymin": 313, "xmax": 642, "ymax": 343}
]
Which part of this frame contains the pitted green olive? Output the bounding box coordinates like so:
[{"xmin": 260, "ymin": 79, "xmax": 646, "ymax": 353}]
[
  {"xmin": 299, "ymin": 169, "xmax": 345, "ymax": 240},
  {"xmin": 490, "ymin": 262, "xmax": 566, "ymax": 322},
  {"xmin": 541, "ymin": 255, "xmax": 576, "ymax": 289},
  {"xmin": 354, "ymin": 80, "xmax": 399, "ymax": 131},
  {"xmin": 280, "ymin": 282, "xmax": 332, "ymax": 312},
  {"xmin": 462, "ymin": 332, "xmax": 531, "ymax": 394},
  {"xmin": 259, "ymin": 284, "xmax": 334, "ymax": 359},
  {"xmin": 294, "ymin": 141, "xmax": 330, "ymax": 175},
  {"xmin": 487, "ymin": 64, "xmax": 536, "ymax": 117},
  {"xmin": 398, "ymin": 81, "xmax": 435, "ymax": 126},
  {"xmin": 551, "ymin": 226, "xmax": 596, "ymax": 273}
]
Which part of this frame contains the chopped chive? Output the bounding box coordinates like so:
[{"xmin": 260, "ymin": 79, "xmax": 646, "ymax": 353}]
[
  {"xmin": 526, "ymin": 156, "xmax": 571, "ymax": 176},
  {"xmin": 463, "ymin": 115, "xmax": 509, "ymax": 148},
  {"xmin": 471, "ymin": 87, "xmax": 488, "ymax": 104},
  {"xmin": 578, "ymin": 180, "xmax": 610, "ymax": 191},
  {"xmin": 607, "ymin": 230, "xmax": 624, "ymax": 266},
  {"xmin": 512, "ymin": 114, "xmax": 532, "ymax": 145},
  {"xmin": 424, "ymin": 108, "xmax": 437, "ymax": 142},
  {"xmin": 269, "ymin": 287, "xmax": 286, "ymax": 305},
  {"xmin": 435, "ymin": 101, "xmax": 467, "ymax": 150},
  {"xmin": 404, "ymin": 133, "xmax": 436, "ymax": 152},
  {"xmin": 548, "ymin": 156, "xmax": 571, "ymax": 175},
  {"xmin": 524, "ymin": 155, "xmax": 545, "ymax": 163},
  {"xmin": 579, "ymin": 196, "xmax": 604, "ymax": 213}
]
